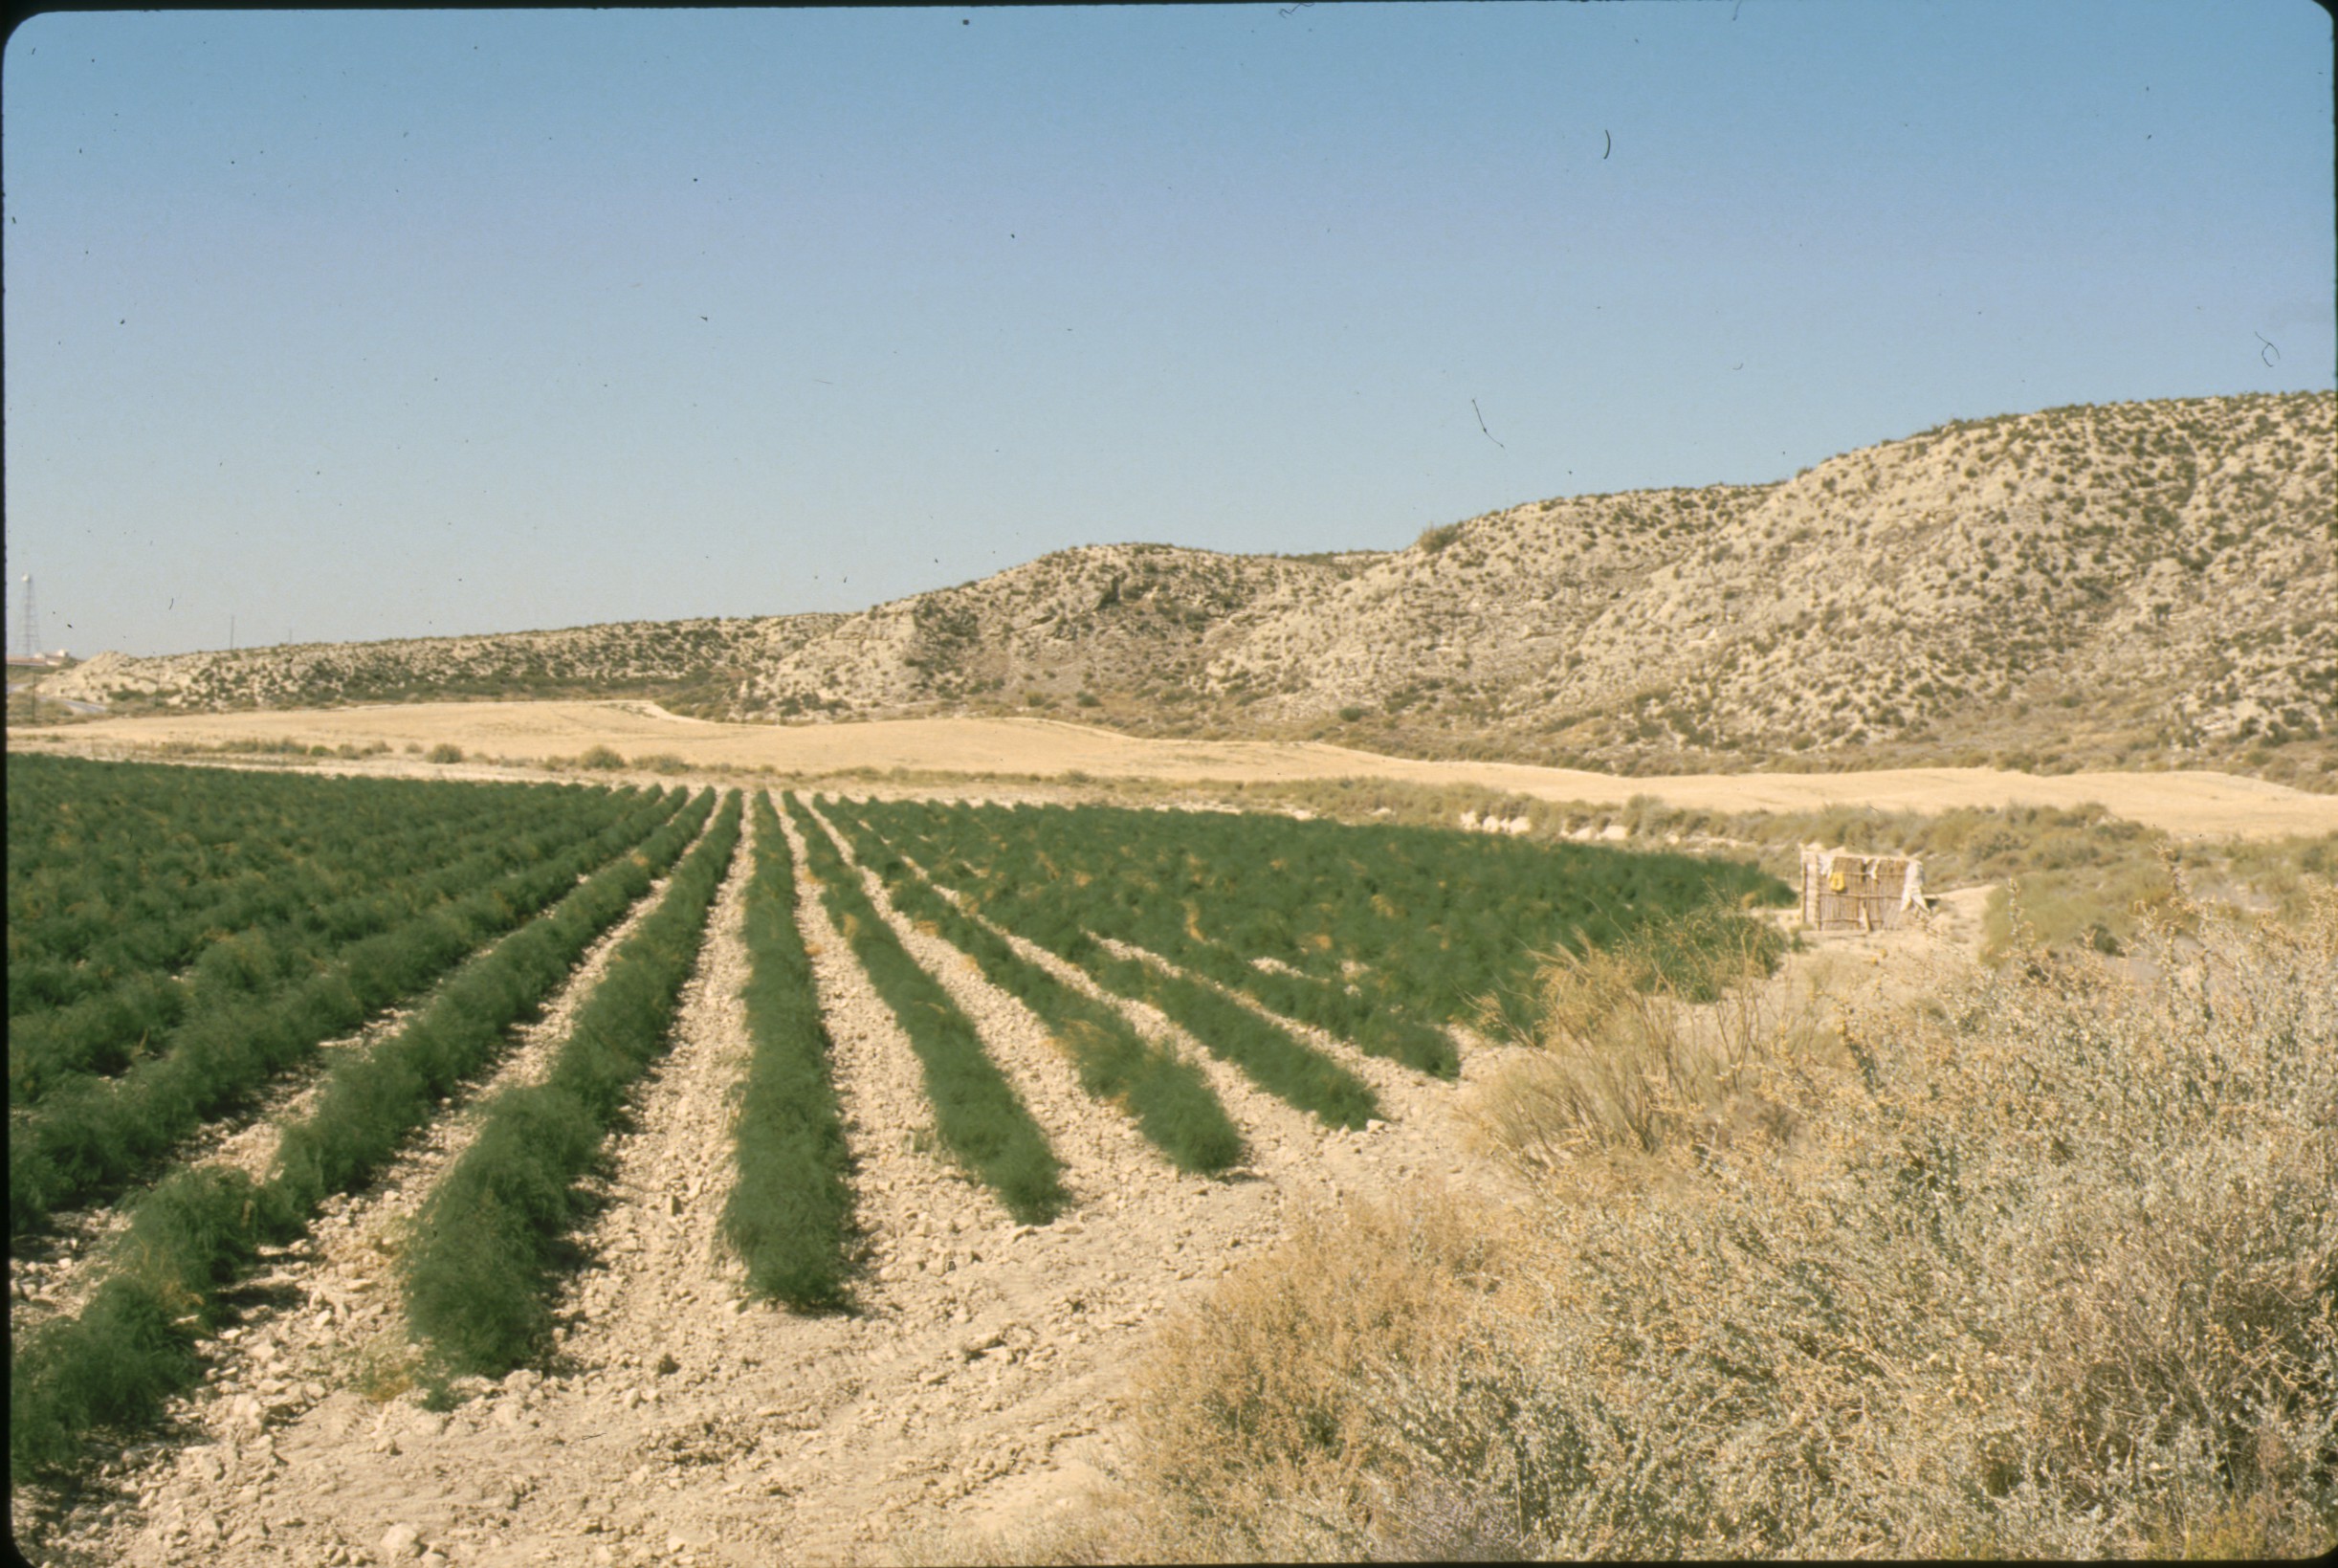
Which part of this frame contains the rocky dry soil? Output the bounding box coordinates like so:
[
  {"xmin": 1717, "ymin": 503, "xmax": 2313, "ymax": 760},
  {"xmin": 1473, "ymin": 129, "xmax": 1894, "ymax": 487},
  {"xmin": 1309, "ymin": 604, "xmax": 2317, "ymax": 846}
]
[{"xmin": 12, "ymin": 792, "xmax": 1561, "ymax": 1568}]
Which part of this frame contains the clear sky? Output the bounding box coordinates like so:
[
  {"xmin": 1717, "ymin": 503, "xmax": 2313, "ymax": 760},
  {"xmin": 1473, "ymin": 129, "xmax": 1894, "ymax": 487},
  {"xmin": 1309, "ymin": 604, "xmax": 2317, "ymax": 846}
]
[{"xmin": 4, "ymin": 2, "xmax": 2331, "ymax": 659}]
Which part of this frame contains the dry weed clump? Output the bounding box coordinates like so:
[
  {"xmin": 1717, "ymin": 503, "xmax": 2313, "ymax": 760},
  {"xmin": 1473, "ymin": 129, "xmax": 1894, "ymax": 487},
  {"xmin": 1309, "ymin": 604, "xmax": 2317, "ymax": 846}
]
[
  {"xmin": 1091, "ymin": 891, "xmax": 2336, "ymax": 1559},
  {"xmin": 1468, "ymin": 907, "xmax": 1820, "ymax": 1174},
  {"xmin": 1114, "ymin": 1190, "xmax": 1520, "ymax": 1559}
]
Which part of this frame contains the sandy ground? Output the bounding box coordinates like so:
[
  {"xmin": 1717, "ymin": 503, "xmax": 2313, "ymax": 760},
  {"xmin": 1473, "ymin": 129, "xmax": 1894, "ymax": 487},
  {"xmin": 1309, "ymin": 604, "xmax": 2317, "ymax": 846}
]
[{"xmin": 16, "ymin": 702, "xmax": 2335, "ymax": 840}]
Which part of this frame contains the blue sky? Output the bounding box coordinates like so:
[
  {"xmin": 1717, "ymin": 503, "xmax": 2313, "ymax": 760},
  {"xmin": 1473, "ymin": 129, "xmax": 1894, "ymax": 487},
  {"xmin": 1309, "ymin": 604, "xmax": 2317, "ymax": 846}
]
[{"xmin": 5, "ymin": 2, "xmax": 2331, "ymax": 658}]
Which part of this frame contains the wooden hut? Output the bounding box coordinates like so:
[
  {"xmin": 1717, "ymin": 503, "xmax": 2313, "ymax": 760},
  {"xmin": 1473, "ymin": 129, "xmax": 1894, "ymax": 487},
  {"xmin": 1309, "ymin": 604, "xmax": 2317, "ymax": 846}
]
[{"xmin": 1799, "ymin": 846, "xmax": 1926, "ymax": 931}]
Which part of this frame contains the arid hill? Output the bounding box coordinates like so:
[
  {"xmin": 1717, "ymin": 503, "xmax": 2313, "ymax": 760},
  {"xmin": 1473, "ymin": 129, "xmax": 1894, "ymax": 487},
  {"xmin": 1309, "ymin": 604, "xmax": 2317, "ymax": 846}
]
[{"xmin": 48, "ymin": 389, "xmax": 2335, "ymax": 782}]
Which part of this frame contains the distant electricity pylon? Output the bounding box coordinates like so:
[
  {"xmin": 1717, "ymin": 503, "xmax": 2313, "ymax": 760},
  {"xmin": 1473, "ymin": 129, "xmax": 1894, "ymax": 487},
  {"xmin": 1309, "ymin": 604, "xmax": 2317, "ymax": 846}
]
[{"xmin": 17, "ymin": 574, "xmax": 35, "ymax": 660}]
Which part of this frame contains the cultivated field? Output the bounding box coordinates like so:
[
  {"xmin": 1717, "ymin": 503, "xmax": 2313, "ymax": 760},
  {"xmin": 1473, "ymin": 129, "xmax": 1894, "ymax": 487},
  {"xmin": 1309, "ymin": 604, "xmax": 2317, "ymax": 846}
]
[
  {"xmin": 3, "ymin": 752, "xmax": 1782, "ymax": 1563},
  {"xmin": 9, "ymin": 746, "xmax": 2331, "ymax": 1564}
]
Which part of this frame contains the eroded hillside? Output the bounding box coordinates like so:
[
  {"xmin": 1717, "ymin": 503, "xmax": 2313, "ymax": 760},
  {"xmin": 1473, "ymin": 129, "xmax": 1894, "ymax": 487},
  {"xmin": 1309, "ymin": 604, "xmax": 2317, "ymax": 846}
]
[{"xmin": 47, "ymin": 390, "xmax": 2335, "ymax": 781}]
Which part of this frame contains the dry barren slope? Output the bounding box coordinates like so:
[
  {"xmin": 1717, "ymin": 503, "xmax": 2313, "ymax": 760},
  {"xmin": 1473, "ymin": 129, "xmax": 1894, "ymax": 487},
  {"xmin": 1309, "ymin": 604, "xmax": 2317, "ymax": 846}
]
[
  {"xmin": 1195, "ymin": 390, "xmax": 2334, "ymax": 770},
  {"xmin": 45, "ymin": 391, "xmax": 2335, "ymax": 778},
  {"xmin": 50, "ymin": 616, "xmax": 843, "ymax": 716},
  {"xmin": 740, "ymin": 543, "xmax": 1364, "ymax": 719}
]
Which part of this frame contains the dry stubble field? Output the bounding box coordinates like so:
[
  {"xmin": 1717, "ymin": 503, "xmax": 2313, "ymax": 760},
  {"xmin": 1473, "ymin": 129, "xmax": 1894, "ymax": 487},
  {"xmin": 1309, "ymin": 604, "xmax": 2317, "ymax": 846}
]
[{"xmin": 16, "ymin": 699, "xmax": 2338, "ymax": 839}]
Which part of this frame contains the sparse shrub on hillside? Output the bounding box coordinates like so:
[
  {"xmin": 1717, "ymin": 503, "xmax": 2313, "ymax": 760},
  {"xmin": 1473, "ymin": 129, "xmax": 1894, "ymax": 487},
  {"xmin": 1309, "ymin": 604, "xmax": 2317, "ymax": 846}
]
[
  {"xmin": 38, "ymin": 391, "xmax": 2331, "ymax": 782},
  {"xmin": 577, "ymin": 744, "xmax": 625, "ymax": 770},
  {"xmin": 1415, "ymin": 522, "xmax": 1464, "ymax": 554},
  {"xmin": 426, "ymin": 742, "xmax": 464, "ymax": 764}
]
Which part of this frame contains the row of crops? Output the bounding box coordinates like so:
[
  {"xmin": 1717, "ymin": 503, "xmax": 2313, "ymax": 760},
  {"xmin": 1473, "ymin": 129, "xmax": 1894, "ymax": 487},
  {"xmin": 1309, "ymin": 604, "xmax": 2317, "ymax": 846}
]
[
  {"xmin": 805, "ymin": 795, "xmax": 1789, "ymax": 1186},
  {"xmin": 10, "ymin": 755, "xmax": 730, "ymax": 1469},
  {"xmin": 9, "ymin": 764, "xmax": 700, "ymax": 1240},
  {"xmin": 834, "ymin": 793, "xmax": 1787, "ymax": 1037},
  {"xmin": 10, "ymin": 757, "xmax": 1790, "ymax": 1482}
]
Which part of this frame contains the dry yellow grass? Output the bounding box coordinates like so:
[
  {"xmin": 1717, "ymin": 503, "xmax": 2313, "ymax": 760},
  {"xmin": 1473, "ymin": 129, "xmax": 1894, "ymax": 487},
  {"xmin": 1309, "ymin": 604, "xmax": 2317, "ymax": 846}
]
[
  {"xmin": 1026, "ymin": 889, "xmax": 2338, "ymax": 1560},
  {"xmin": 16, "ymin": 703, "xmax": 2337, "ymax": 840}
]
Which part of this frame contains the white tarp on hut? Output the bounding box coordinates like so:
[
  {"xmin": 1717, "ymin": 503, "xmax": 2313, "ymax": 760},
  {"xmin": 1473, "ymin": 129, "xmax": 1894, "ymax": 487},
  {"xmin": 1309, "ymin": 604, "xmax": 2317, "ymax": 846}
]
[{"xmin": 1799, "ymin": 846, "xmax": 1927, "ymax": 931}]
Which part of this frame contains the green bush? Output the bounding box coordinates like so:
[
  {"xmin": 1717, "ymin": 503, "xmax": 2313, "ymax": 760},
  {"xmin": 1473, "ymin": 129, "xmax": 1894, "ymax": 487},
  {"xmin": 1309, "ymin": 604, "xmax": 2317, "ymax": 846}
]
[
  {"xmin": 10, "ymin": 1217, "xmax": 230, "ymax": 1469},
  {"xmin": 9, "ymin": 790, "xmax": 692, "ymax": 1241},
  {"xmin": 783, "ymin": 793, "xmax": 1066, "ymax": 1224},
  {"xmin": 404, "ymin": 792, "xmax": 744, "ymax": 1375},
  {"xmin": 11, "ymin": 786, "xmax": 641, "ymax": 1105},
  {"xmin": 271, "ymin": 788, "xmax": 710, "ymax": 1211},
  {"xmin": 850, "ymin": 796, "xmax": 1776, "ymax": 1058},
  {"xmin": 8, "ymin": 756, "xmax": 615, "ymax": 1021},
  {"xmin": 827, "ymin": 805, "xmax": 1245, "ymax": 1175},
  {"xmin": 720, "ymin": 794, "xmax": 856, "ymax": 1308},
  {"xmin": 10, "ymin": 787, "xmax": 706, "ymax": 1472},
  {"xmin": 1064, "ymin": 934, "xmax": 1379, "ymax": 1131}
]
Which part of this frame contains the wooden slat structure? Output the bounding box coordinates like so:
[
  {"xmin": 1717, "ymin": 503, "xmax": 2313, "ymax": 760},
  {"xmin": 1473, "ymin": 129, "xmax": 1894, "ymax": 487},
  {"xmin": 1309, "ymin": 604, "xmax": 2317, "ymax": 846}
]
[{"xmin": 1799, "ymin": 846, "xmax": 1925, "ymax": 931}]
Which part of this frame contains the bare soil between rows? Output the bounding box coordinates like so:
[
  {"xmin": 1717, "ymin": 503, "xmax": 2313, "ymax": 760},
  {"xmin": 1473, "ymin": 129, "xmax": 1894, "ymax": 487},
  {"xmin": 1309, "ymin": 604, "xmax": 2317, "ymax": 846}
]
[{"xmin": 10, "ymin": 787, "xmax": 1575, "ymax": 1568}]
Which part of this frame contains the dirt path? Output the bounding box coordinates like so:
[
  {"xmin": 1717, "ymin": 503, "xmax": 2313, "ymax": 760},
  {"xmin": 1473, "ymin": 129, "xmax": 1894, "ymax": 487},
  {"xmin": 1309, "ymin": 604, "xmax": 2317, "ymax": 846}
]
[{"xmin": 16, "ymin": 706, "xmax": 2333, "ymax": 840}]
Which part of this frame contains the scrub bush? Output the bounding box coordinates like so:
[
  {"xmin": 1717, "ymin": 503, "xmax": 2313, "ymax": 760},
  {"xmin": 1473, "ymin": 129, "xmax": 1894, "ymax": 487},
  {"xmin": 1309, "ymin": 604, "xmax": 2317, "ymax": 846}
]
[{"xmin": 1085, "ymin": 892, "xmax": 2338, "ymax": 1559}]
